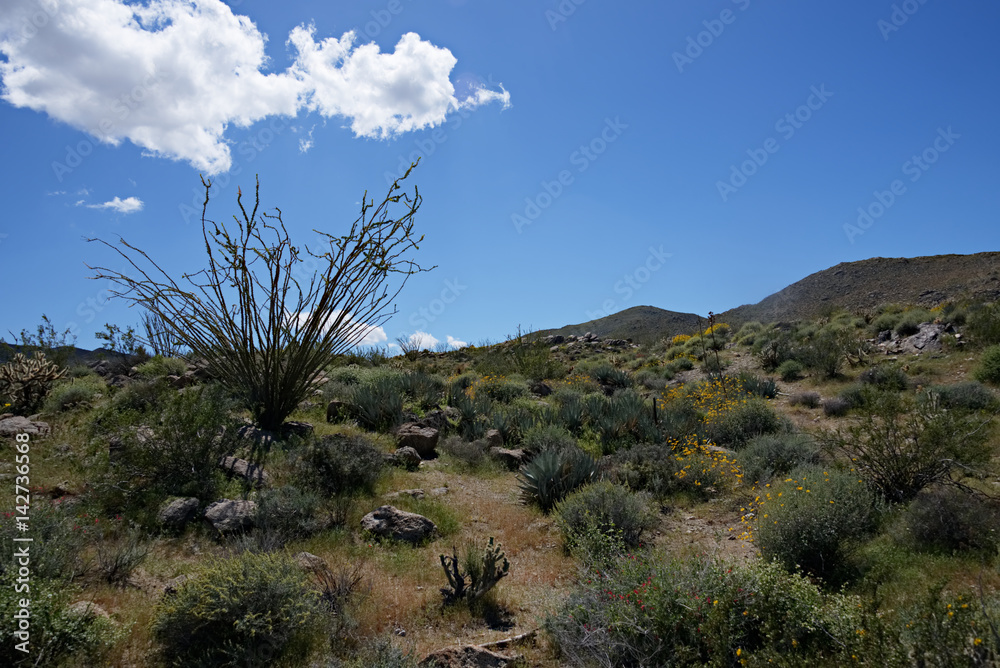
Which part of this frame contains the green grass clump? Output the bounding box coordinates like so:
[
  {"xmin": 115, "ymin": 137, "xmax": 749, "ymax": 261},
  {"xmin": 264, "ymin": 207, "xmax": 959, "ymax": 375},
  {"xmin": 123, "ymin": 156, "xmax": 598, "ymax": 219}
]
[
  {"xmin": 43, "ymin": 374, "xmax": 107, "ymax": 412},
  {"xmin": 135, "ymin": 355, "xmax": 187, "ymax": 378}
]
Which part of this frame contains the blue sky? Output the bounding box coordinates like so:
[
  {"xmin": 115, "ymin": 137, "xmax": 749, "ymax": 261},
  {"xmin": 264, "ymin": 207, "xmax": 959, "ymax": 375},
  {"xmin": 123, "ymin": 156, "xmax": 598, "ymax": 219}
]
[{"xmin": 1, "ymin": 0, "xmax": 998, "ymax": 352}]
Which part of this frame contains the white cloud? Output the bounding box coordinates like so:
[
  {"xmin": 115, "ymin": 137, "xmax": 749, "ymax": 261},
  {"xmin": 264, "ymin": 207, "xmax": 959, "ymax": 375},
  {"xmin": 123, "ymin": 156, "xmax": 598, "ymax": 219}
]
[
  {"xmin": 446, "ymin": 335, "xmax": 467, "ymax": 349},
  {"xmin": 286, "ymin": 309, "xmax": 387, "ymax": 348},
  {"xmin": 83, "ymin": 195, "xmax": 144, "ymax": 214},
  {"xmin": 0, "ymin": 0, "xmax": 510, "ymax": 173},
  {"xmin": 406, "ymin": 331, "xmax": 439, "ymax": 350}
]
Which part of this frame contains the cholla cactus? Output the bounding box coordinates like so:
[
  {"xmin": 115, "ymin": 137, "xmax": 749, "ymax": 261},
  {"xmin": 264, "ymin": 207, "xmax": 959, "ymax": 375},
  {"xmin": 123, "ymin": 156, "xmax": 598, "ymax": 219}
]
[
  {"xmin": 439, "ymin": 536, "xmax": 510, "ymax": 606},
  {"xmin": 0, "ymin": 352, "xmax": 65, "ymax": 414}
]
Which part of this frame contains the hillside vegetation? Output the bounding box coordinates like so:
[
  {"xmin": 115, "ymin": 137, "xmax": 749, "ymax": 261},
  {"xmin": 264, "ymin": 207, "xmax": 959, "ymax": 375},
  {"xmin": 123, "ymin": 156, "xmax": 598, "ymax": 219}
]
[{"xmin": 4, "ymin": 293, "xmax": 1000, "ymax": 666}]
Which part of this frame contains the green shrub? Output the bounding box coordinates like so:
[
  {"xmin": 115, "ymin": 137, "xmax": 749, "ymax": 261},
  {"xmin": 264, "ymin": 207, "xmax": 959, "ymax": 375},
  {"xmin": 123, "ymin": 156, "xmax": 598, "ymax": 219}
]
[
  {"xmin": 0, "ymin": 575, "xmax": 116, "ymax": 667},
  {"xmin": 967, "ymin": 302, "xmax": 1000, "ymax": 345},
  {"xmin": 901, "ymin": 486, "xmax": 1000, "ymax": 553},
  {"xmin": 859, "ymin": 363, "xmax": 909, "ymax": 391},
  {"xmin": 252, "ymin": 485, "xmax": 326, "ymax": 549},
  {"xmin": 822, "ymin": 396, "xmax": 851, "ymax": 417},
  {"xmin": 43, "ymin": 375, "xmax": 106, "ymax": 412},
  {"xmin": 735, "ymin": 371, "xmax": 777, "ymax": 398},
  {"xmin": 153, "ymin": 551, "xmax": 322, "ymax": 667},
  {"xmin": 895, "ymin": 309, "xmax": 933, "ymax": 337},
  {"xmin": 789, "ymin": 391, "xmax": 821, "ymax": 408},
  {"xmin": 135, "ymin": 355, "xmax": 188, "ymax": 378},
  {"xmin": 293, "ymin": 434, "xmax": 384, "ymax": 498},
  {"xmin": 974, "ymin": 344, "xmax": 1000, "ymax": 385},
  {"xmin": 822, "ymin": 389, "xmax": 992, "ymax": 503},
  {"xmin": 706, "ymin": 398, "xmax": 783, "ymax": 449},
  {"xmin": 797, "ymin": 326, "xmax": 854, "ymax": 378},
  {"xmin": 737, "ymin": 433, "xmax": 820, "ymax": 487},
  {"xmin": 546, "ymin": 552, "xmax": 864, "ymax": 667},
  {"xmin": 608, "ymin": 442, "xmax": 723, "ymax": 501},
  {"xmin": 95, "ymin": 383, "xmax": 239, "ymax": 512},
  {"xmin": 777, "ymin": 359, "xmax": 804, "ymax": 381},
  {"xmin": 927, "ymin": 381, "xmax": 998, "ymax": 411},
  {"xmin": 517, "ymin": 447, "xmax": 598, "ymax": 513},
  {"xmin": 666, "ymin": 356, "xmax": 694, "ymax": 373},
  {"xmin": 521, "ymin": 424, "xmax": 576, "ymax": 456},
  {"xmin": 555, "ymin": 481, "xmax": 657, "ymax": 550},
  {"xmin": 439, "ymin": 435, "xmax": 494, "ymax": 472},
  {"xmin": 754, "ymin": 466, "xmax": 878, "ymax": 583},
  {"xmin": 0, "ymin": 500, "xmax": 87, "ymax": 582}
]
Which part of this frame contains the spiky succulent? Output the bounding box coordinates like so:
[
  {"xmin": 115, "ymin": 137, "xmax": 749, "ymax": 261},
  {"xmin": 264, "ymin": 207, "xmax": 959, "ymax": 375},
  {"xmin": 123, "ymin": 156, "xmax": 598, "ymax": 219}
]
[{"xmin": 517, "ymin": 447, "xmax": 598, "ymax": 513}]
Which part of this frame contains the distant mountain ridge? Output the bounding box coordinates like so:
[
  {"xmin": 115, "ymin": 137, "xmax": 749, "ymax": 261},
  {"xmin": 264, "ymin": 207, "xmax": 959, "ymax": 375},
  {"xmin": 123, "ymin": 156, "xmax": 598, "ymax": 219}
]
[{"xmin": 538, "ymin": 252, "xmax": 1000, "ymax": 344}]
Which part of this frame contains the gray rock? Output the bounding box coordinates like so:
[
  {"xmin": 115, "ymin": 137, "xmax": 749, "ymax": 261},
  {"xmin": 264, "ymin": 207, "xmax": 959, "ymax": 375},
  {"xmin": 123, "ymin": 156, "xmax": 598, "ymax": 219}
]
[
  {"xmin": 360, "ymin": 505, "xmax": 436, "ymax": 544},
  {"xmin": 236, "ymin": 424, "xmax": 276, "ymax": 449},
  {"xmin": 204, "ymin": 499, "xmax": 257, "ymax": 533},
  {"xmin": 282, "ymin": 421, "xmax": 314, "ymax": 438},
  {"xmin": 900, "ymin": 322, "xmax": 948, "ymax": 353},
  {"xmin": 0, "ymin": 416, "xmax": 50, "ymax": 437},
  {"xmin": 485, "ymin": 429, "xmax": 503, "ymax": 449},
  {"xmin": 441, "ymin": 406, "xmax": 461, "ymax": 422},
  {"xmin": 529, "ymin": 381, "xmax": 552, "ymax": 397},
  {"xmin": 158, "ymin": 497, "xmax": 200, "ymax": 528},
  {"xmin": 489, "ymin": 447, "xmax": 526, "ymax": 470},
  {"xmin": 396, "ymin": 422, "xmax": 440, "ymax": 458},
  {"xmin": 218, "ymin": 456, "xmax": 270, "ymax": 488},
  {"xmin": 392, "ymin": 446, "xmax": 422, "ymax": 470},
  {"xmin": 386, "ymin": 489, "xmax": 426, "ymax": 500}
]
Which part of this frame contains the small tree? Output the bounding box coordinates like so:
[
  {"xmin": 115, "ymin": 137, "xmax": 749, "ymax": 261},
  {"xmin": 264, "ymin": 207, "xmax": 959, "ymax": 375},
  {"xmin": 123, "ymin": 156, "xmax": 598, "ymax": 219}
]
[{"xmin": 88, "ymin": 164, "xmax": 431, "ymax": 431}]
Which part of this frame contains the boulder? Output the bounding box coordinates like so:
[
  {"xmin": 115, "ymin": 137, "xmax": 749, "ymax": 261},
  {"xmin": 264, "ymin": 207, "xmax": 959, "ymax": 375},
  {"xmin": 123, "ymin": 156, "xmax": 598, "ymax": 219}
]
[
  {"xmin": 387, "ymin": 446, "xmax": 422, "ymax": 470},
  {"xmin": 419, "ymin": 645, "xmax": 519, "ymax": 668},
  {"xmin": 0, "ymin": 416, "xmax": 50, "ymax": 437},
  {"xmin": 396, "ymin": 422, "xmax": 440, "ymax": 458},
  {"xmin": 485, "ymin": 429, "xmax": 504, "ymax": 449},
  {"xmin": 218, "ymin": 456, "xmax": 270, "ymax": 488},
  {"xmin": 489, "ymin": 447, "xmax": 526, "ymax": 470},
  {"xmin": 158, "ymin": 497, "xmax": 201, "ymax": 529},
  {"xmin": 360, "ymin": 505, "xmax": 436, "ymax": 544},
  {"xmin": 204, "ymin": 499, "xmax": 257, "ymax": 533},
  {"xmin": 282, "ymin": 421, "xmax": 314, "ymax": 439}
]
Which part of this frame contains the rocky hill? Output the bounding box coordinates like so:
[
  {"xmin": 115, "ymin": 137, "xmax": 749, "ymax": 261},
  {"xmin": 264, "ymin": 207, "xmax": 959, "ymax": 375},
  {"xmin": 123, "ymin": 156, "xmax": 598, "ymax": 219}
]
[
  {"xmin": 539, "ymin": 252, "xmax": 1000, "ymax": 343},
  {"xmin": 534, "ymin": 305, "xmax": 704, "ymax": 345}
]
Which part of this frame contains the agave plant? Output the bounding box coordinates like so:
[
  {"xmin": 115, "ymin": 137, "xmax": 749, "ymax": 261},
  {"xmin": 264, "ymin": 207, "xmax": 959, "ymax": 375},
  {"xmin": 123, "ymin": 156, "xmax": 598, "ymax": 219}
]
[{"xmin": 517, "ymin": 448, "xmax": 598, "ymax": 513}]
